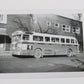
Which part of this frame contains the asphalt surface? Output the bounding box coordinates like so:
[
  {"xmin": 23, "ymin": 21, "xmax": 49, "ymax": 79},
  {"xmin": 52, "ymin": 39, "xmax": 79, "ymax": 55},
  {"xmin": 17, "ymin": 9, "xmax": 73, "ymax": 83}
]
[{"xmin": 0, "ymin": 52, "xmax": 84, "ymax": 73}]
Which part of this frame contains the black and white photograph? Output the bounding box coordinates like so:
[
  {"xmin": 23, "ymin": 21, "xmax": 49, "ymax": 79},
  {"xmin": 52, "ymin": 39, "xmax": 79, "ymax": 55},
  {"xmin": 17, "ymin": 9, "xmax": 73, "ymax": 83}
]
[{"xmin": 0, "ymin": 10, "xmax": 84, "ymax": 73}]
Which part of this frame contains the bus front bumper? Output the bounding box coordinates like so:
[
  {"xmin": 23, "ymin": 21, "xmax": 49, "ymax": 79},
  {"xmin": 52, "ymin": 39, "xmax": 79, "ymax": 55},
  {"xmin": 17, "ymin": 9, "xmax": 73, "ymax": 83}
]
[{"xmin": 12, "ymin": 50, "xmax": 33, "ymax": 56}]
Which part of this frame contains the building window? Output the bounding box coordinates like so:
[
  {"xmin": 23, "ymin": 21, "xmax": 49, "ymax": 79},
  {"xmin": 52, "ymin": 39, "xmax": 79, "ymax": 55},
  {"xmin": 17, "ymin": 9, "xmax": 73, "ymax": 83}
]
[
  {"xmin": 76, "ymin": 27, "xmax": 80, "ymax": 34},
  {"xmin": 72, "ymin": 27, "xmax": 80, "ymax": 34},
  {"xmin": 55, "ymin": 23, "xmax": 59, "ymax": 28},
  {"xmin": 62, "ymin": 24, "xmax": 66, "ymax": 31},
  {"xmin": 63, "ymin": 25, "xmax": 66, "ymax": 27},
  {"xmin": 62, "ymin": 24, "xmax": 70, "ymax": 32},
  {"xmin": 72, "ymin": 27, "xmax": 76, "ymax": 33},
  {"xmin": 66, "ymin": 25, "xmax": 70, "ymax": 32}
]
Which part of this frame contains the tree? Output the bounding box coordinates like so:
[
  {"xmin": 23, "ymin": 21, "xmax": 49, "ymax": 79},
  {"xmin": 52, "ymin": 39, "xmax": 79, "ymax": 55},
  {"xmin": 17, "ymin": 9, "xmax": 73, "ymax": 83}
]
[
  {"xmin": 13, "ymin": 14, "xmax": 34, "ymax": 32},
  {"xmin": 32, "ymin": 16, "xmax": 58, "ymax": 34},
  {"xmin": 13, "ymin": 14, "xmax": 58, "ymax": 35},
  {"xmin": 13, "ymin": 16, "xmax": 29, "ymax": 31}
]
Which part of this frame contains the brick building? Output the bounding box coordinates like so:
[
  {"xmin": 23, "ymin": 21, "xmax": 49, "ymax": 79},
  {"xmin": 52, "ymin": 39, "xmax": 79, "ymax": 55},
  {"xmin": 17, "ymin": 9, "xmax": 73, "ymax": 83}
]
[
  {"xmin": 0, "ymin": 15, "xmax": 11, "ymax": 51},
  {"xmin": 7, "ymin": 14, "xmax": 83, "ymax": 52}
]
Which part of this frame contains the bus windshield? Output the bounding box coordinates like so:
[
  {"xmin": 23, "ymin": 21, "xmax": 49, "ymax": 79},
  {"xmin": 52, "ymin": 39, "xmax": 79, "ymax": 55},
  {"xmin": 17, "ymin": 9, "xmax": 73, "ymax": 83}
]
[
  {"xmin": 12, "ymin": 34, "xmax": 21, "ymax": 42},
  {"xmin": 23, "ymin": 34, "xmax": 29, "ymax": 40}
]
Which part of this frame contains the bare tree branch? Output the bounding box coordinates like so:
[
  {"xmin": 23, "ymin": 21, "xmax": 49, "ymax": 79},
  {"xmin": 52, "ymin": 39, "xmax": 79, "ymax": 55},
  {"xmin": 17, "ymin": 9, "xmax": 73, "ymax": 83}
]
[
  {"xmin": 13, "ymin": 16, "xmax": 29, "ymax": 31},
  {"xmin": 37, "ymin": 21, "xmax": 43, "ymax": 33}
]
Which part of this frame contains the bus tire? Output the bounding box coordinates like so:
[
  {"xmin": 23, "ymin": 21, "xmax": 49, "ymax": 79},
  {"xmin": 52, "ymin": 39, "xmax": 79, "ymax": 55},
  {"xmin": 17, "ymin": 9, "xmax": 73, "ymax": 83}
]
[
  {"xmin": 67, "ymin": 49, "xmax": 73, "ymax": 57},
  {"xmin": 34, "ymin": 49, "xmax": 42, "ymax": 59},
  {"xmin": 12, "ymin": 54, "xmax": 15, "ymax": 56},
  {"xmin": 12, "ymin": 54, "xmax": 17, "ymax": 57}
]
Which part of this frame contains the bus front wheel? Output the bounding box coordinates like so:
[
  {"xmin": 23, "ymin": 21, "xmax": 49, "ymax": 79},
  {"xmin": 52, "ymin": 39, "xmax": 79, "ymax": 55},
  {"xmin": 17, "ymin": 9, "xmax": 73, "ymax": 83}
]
[
  {"xmin": 67, "ymin": 49, "xmax": 73, "ymax": 57},
  {"xmin": 34, "ymin": 49, "xmax": 42, "ymax": 59}
]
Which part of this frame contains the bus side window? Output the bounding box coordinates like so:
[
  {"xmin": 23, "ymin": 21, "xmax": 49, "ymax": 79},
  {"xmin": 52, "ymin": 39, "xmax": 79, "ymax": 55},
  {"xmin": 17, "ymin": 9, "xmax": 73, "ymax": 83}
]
[
  {"xmin": 56, "ymin": 38, "xmax": 59, "ymax": 42},
  {"xmin": 71, "ymin": 39, "xmax": 74, "ymax": 43},
  {"xmin": 66, "ymin": 39, "xmax": 70, "ymax": 43},
  {"xmin": 39, "ymin": 36, "xmax": 43, "ymax": 41},
  {"xmin": 45, "ymin": 37, "xmax": 50, "ymax": 42},
  {"xmin": 33, "ymin": 36, "xmax": 38, "ymax": 41},
  {"xmin": 33, "ymin": 36, "xmax": 43, "ymax": 41},
  {"xmin": 61, "ymin": 38, "xmax": 65, "ymax": 43},
  {"xmin": 51, "ymin": 38, "xmax": 55, "ymax": 42},
  {"xmin": 51, "ymin": 37, "xmax": 59, "ymax": 43},
  {"xmin": 23, "ymin": 35, "xmax": 29, "ymax": 40}
]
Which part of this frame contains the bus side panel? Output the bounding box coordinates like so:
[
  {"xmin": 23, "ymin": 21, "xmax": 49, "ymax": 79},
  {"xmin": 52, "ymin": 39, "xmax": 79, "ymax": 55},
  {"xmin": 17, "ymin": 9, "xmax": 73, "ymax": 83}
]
[
  {"xmin": 55, "ymin": 44, "xmax": 67, "ymax": 55},
  {"xmin": 33, "ymin": 43, "xmax": 45, "ymax": 55},
  {"xmin": 66, "ymin": 45, "xmax": 79, "ymax": 55},
  {"xmin": 17, "ymin": 43, "xmax": 34, "ymax": 56},
  {"xmin": 33, "ymin": 43, "xmax": 67, "ymax": 56},
  {"xmin": 33, "ymin": 43, "xmax": 79, "ymax": 56},
  {"xmin": 12, "ymin": 43, "xmax": 79, "ymax": 56},
  {"xmin": 43, "ymin": 44, "xmax": 54, "ymax": 56}
]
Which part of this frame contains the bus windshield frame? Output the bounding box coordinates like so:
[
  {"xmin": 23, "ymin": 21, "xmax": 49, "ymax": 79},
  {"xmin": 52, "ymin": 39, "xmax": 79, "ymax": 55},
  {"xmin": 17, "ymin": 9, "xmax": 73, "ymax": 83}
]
[
  {"xmin": 22, "ymin": 34, "xmax": 29, "ymax": 41},
  {"xmin": 12, "ymin": 34, "xmax": 21, "ymax": 42}
]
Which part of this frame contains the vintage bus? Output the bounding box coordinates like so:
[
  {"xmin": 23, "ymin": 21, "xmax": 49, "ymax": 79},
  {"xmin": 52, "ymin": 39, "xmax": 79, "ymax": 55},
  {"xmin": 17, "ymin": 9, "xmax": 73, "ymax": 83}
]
[{"xmin": 11, "ymin": 30, "xmax": 79, "ymax": 58}]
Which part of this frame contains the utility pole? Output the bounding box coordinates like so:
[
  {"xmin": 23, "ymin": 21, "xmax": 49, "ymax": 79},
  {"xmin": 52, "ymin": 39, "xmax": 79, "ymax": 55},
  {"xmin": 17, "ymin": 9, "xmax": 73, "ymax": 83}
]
[{"xmin": 77, "ymin": 13, "xmax": 82, "ymax": 21}]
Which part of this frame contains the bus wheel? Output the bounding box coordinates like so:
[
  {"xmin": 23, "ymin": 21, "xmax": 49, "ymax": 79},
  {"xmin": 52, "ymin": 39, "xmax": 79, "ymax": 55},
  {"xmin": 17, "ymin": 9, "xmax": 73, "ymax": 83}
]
[
  {"xmin": 67, "ymin": 49, "xmax": 73, "ymax": 57},
  {"xmin": 34, "ymin": 49, "xmax": 42, "ymax": 59}
]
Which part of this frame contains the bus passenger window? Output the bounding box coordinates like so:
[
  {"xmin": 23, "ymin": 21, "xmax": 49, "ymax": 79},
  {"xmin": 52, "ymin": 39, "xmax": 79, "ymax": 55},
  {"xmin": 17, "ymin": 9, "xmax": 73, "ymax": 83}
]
[
  {"xmin": 66, "ymin": 39, "xmax": 70, "ymax": 43},
  {"xmin": 33, "ymin": 36, "xmax": 43, "ymax": 41},
  {"xmin": 51, "ymin": 38, "xmax": 55, "ymax": 42},
  {"xmin": 45, "ymin": 37, "xmax": 50, "ymax": 42},
  {"xmin": 39, "ymin": 36, "xmax": 43, "ymax": 41},
  {"xmin": 56, "ymin": 38, "xmax": 59, "ymax": 42},
  {"xmin": 61, "ymin": 38, "xmax": 65, "ymax": 43},
  {"xmin": 33, "ymin": 36, "xmax": 38, "ymax": 41},
  {"xmin": 51, "ymin": 38, "xmax": 59, "ymax": 43},
  {"xmin": 13, "ymin": 34, "xmax": 21, "ymax": 42},
  {"xmin": 71, "ymin": 39, "xmax": 74, "ymax": 43},
  {"xmin": 23, "ymin": 35, "xmax": 29, "ymax": 40}
]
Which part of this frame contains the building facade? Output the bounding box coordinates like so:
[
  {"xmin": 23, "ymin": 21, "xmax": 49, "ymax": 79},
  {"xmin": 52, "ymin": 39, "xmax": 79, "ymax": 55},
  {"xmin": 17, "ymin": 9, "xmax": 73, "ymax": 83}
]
[
  {"xmin": 0, "ymin": 14, "xmax": 11, "ymax": 51},
  {"xmin": 7, "ymin": 14, "xmax": 83, "ymax": 52}
]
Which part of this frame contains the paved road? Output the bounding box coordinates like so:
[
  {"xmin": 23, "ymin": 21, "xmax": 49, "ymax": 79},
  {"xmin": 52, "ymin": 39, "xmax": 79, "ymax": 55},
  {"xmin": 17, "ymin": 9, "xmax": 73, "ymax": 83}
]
[{"xmin": 0, "ymin": 53, "xmax": 84, "ymax": 73}]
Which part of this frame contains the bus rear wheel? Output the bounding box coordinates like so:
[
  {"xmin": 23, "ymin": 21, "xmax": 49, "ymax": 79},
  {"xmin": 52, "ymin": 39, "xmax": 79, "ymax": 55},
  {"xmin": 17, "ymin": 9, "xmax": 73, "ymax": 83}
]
[
  {"xmin": 67, "ymin": 49, "xmax": 73, "ymax": 57},
  {"xmin": 34, "ymin": 49, "xmax": 42, "ymax": 59}
]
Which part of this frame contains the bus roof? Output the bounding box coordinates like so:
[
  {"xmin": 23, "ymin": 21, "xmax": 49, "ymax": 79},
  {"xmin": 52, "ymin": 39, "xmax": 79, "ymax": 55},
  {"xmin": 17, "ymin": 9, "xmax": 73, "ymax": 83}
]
[
  {"xmin": 12, "ymin": 30, "xmax": 76, "ymax": 39},
  {"xmin": 32, "ymin": 32, "xmax": 76, "ymax": 39},
  {"xmin": 12, "ymin": 31, "xmax": 33, "ymax": 36}
]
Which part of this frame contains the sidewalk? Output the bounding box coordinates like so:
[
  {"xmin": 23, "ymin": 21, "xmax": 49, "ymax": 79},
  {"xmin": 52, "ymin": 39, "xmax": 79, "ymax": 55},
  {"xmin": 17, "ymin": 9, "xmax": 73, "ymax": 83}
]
[
  {"xmin": 0, "ymin": 51, "xmax": 12, "ymax": 56},
  {"xmin": 70, "ymin": 52, "xmax": 84, "ymax": 69}
]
